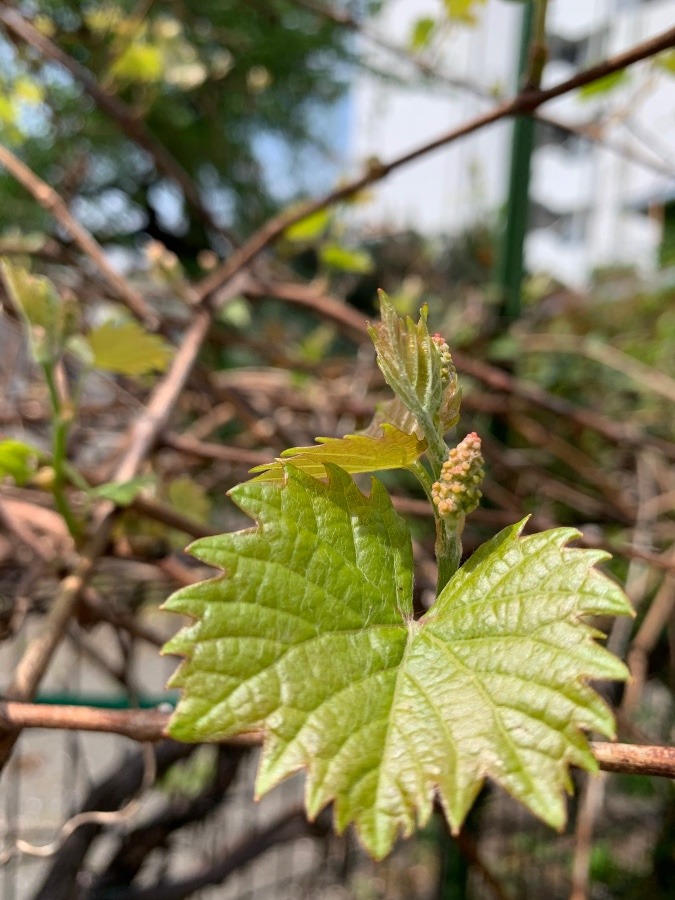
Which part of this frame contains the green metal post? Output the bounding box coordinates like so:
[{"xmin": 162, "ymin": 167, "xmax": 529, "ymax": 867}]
[{"xmin": 496, "ymin": 2, "xmax": 536, "ymax": 322}]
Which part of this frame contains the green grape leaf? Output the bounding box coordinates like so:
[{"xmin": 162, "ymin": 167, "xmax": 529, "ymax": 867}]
[
  {"xmin": 86, "ymin": 320, "xmax": 171, "ymax": 375},
  {"xmin": 368, "ymin": 292, "xmax": 460, "ymax": 465},
  {"xmin": 0, "ymin": 439, "xmax": 38, "ymax": 485},
  {"xmin": 1, "ymin": 260, "xmax": 77, "ymax": 363},
  {"xmin": 248, "ymin": 424, "xmax": 426, "ymax": 482},
  {"xmin": 163, "ymin": 465, "xmax": 632, "ymax": 860},
  {"xmin": 363, "ymin": 397, "xmax": 424, "ymax": 441}
]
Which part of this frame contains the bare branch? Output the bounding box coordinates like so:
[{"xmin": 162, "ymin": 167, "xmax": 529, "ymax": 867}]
[
  {"xmin": 195, "ymin": 26, "xmax": 675, "ymax": 304},
  {"xmin": 0, "ymin": 143, "xmax": 158, "ymax": 329},
  {"xmin": 2, "ymin": 702, "xmax": 675, "ymax": 781},
  {"xmin": 591, "ymin": 742, "xmax": 675, "ymax": 778}
]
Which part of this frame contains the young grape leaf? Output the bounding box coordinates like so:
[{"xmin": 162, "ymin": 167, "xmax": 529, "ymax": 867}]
[
  {"xmin": 1, "ymin": 260, "xmax": 77, "ymax": 363},
  {"xmin": 368, "ymin": 292, "xmax": 460, "ymax": 466},
  {"xmin": 86, "ymin": 320, "xmax": 170, "ymax": 375},
  {"xmin": 362, "ymin": 397, "xmax": 424, "ymax": 441},
  {"xmin": 163, "ymin": 464, "xmax": 631, "ymax": 860},
  {"xmin": 89, "ymin": 474, "xmax": 155, "ymax": 506},
  {"xmin": 248, "ymin": 424, "xmax": 426, "ymax": 482},
  {"xmin": 0, "ymin": 439, "xmax": 38, "ymax": 485}
]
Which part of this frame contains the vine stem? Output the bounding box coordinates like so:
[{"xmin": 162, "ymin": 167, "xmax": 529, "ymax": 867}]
[
  {"xmin": 41, "ymin": 362, "xmax": 80, "ymax": 541},
  {"xmin": 408, "ymin": 459, "xmax": 462, "ymax": 595},
  {"xmin": 1, "ymin": 702, "xmax": 674, "ymax": 779}
]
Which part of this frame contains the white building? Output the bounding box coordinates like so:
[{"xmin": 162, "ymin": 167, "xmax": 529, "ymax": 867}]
[{"xmin": 350, "ymin": 0, "xmax": 675, "ymax": 286}]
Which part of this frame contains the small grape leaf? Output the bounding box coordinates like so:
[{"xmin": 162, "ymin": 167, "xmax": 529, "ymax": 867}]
[
  {"xmin": 86, "ymin": 320, "xmax": 170, "ymax": 375},
  {"xmin": 362, "ymin": 397, "xmax": 424, "ymax": 441},
  {"xmin": 1, "ymin": 260, "xmax": 77, "ymax": 363},
  {"xmin": 163, "ymin": 464, "xmax": 631, "ymax": 860},
  {"xmin": 0, "ymin": 439, "xmax": 38, "ymax": 485},
  {"xmin": 89, "ymin": 474, "xmax": 155, "ymax": 506},
  {"xmin": 248, "ymin": 424, "xmax": 426, "ymax": 482},
  {"xmin": 368, "ymin": 292, "xmax": 460, "ymax": 464}
]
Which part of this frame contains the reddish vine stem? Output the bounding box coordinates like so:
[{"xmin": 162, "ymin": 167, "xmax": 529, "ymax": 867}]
[{"xmin": 0, "ymin": 702, "xmax": 673, "ymax": 779}]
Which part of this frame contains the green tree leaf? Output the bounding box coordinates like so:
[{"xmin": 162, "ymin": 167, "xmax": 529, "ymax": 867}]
[
  {"xmin": 579, "ymin": 70, "xmax": 629, "ymax": 99},
  {"xmin": 442, "ymin": 0, "xmax": 487, "ymax": 24},
  {"xmin": 109, "ymin": 43, "xmax": 165, "ymax": 84},
  {"xmin": 0, "ymin": 439, "xmax": 38, "ymax": 485},
  {"xmin": 410, "ymin": 17, "xmax": 436, "ymax": 51},
  {"xmin": 283, "ymin": 208, "xmax": 331, "ymax": 242},
  {"xmin": 86, "ymin": 320, "xmax": 170, "ymax": 375},
  {"xmin": 167, "ymin": 475, "xmax": 211, "ymax": 524},
  {"xmin": 319, "ymin": 244, "xmax": 374, "ymax": 274},
  {"xmin": 655, "ymin": 50, "xmax": 675, "ymax": 75},
  {"xmin": 248, "ymin": 424, "xmax": 426, "ymax": 482},
  {"xmin": 163, "ymin": 465, "xmax": 631, "ymax": 860},
  {"xmin": 368, "ymin": 292, "xmax": 460, "ymax": 469}
]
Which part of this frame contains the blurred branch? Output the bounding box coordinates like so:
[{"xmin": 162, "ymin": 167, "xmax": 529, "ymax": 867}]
[
  {"xmin": 520, "ymin": 333, "xmax": 675, "ymax": 406},
  {"xmin": 456, "ymin": 351, "xmax": 675, "ymax": 461},
  {"xmin": 31, "ymin": 740, "xmax": 196, "ymax": 900},
  {"xmin": 621, "ymin": 556, "xmax": 675, "ymax": 721},
  {"xmin": 91, "ymin": 745, "xmax": 246, "ymax": 894},
  {"xmin": 119, "ymin": 806, "xmax": 331, "ymax": 900},
  {"xmin": 287, "ymin": 0, "xmax": 495, "ymax": 100},
  {"xmin": 244, "ymin": 278, "xmax": 675, "ymax": 462},
  {"xmin": 0, "ymin": 143, "xmax": 158, "ymax": 329},
  {"xmin": 0, "ymin": 293, "xmax": 241, "ymax": 774},
  {"xmin": 160, "ymin": 431, "xmax": 272, "ymax": 468},
  {"xmin": 295, "ymin": 0, "xmax": 675, "ymax": 182},
  {"xmin": 0, "ymin": 743, "xmax": 156, "ymax": 866},
  {"xmin": 570, "ymin": 771, "xmax": 609, "ymax": 900},
  {"xmin": 195, "ymin": 25, "xmax": 675, "ymax": 305}
]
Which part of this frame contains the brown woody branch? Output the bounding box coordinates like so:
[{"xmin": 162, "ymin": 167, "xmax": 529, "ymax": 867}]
[
  {"xmin": 0, "ymin": 143, "xmax": 158, "ymax": 329},
  {"xmin": 1, "ymin": 701, "xmax": 674, "ymax": 779}
]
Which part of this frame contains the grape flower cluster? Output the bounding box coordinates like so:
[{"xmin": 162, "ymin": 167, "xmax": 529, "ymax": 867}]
[
  {"xmin": 432, "ymin": 432, "xmax": 485, "ymax": 525},
  {"xmin": 431, "ymin": 331, "xmax": 455, "ymax": 383}
]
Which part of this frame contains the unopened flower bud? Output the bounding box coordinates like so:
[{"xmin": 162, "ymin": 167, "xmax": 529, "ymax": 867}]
[
  {"xmin": 432, "ymin": 432, "xmax": 485, "ymax": 524},
  {"xmin": 431, "ymin": 332, "xmax": 456, "ymax": 383}
]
